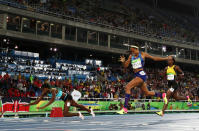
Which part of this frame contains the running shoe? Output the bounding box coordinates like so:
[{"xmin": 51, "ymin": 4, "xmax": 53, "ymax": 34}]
[
  {"xmin": 90, "ymin": 108, "xmax": 95, "ymax": 117},
  {"xmin": 187, "ymin": 96, "xmax": 192, "ymax": 107},
  {"xmin": 162, "ymin": 93, "xmax": 168, "ymax": 104},
  {"xmin": 156, "ymin": 111, "xmax": 164, "ymax": 117},
  {"xmin": 79, "ymin": 111, "xmax": 84, "ymax": 120},
  {"xmin": 117, "ymin": 107, "xmax": 128, "ymax": 114}
]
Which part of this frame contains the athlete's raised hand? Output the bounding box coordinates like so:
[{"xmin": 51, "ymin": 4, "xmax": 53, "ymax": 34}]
[{"xmin": 119, "ymin": 55, "xmax": 126, "ymax": 63}]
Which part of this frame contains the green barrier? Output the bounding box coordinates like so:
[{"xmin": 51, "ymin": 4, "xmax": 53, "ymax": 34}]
[
  {"xmin": 29, "ymin": 101, "xmax": 65, "ymax": 112},
  {"xmin": 28, "ymin": 100, "xmax": 199, "ymax": 112},
  {"xmin": 1, "ymin": 99, "xmax": 198, "ymax": 112}
]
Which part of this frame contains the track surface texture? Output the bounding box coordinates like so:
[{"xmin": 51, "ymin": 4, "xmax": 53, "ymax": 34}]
[{"xmin": 0, "ymin": 113, "xmax": 199, "ymax": 131}]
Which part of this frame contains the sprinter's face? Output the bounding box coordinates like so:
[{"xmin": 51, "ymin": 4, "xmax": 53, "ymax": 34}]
[
  {"xmin": 130, "ymin": 47, "xmax": 139, "ymax": 55},
  {"xmin": 168, "ymin": 57, "xmax": 174, "ymax": 65}
]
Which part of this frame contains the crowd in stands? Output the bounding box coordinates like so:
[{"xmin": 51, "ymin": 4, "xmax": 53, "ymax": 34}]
[
  {"xmin": 2, "ymin": 0, "xmax": 199, "ymax": 45},
  {"xmin": 0, "ymin": 50, "xmax": 199, "ymax": 101},
  {"xmin": 97, "ymin": 67, "xmax": 199, "ymax": 100}
]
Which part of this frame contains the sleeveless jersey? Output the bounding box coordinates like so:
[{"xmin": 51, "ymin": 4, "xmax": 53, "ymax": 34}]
[
  {"xmin": 166, "ymin": 65, "xmax": 176, "ymax": 81},
  {"xmin": 131, "ymin": 53, "xmax": 144, "ymax": 69}
]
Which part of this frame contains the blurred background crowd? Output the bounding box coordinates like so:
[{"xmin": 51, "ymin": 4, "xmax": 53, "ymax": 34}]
[{"xmin": 4, "ymin": 0, "xmax": 199, "ymax": 45}]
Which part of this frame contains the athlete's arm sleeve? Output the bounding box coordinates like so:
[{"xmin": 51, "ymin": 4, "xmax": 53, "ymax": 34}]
[
  {"xmin": 144, "ymin": 52, "xmax": 168, "ymax": 61},
  {"xmin": 38, "ymin": 90, "xmax": 56, "ymax": 109}
]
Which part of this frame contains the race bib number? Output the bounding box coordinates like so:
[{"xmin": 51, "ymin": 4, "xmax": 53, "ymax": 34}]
[
  {"xmin": 169, "ymin": 87, "xmax": 174, "ymax": 92},
  {"xmin": 167, "ymin": 74, "xmax": 174, "ymax": 80},
  {"xmin": 67, "ymin": 102, "xmax": 71, "ymax": 107},
  {"xmin": 71, "ymin": 90, "xmax": 82, "ymax": 102},
  {"xmin": 139, "ymin": 71, "xmax": 146, "ymax": 76},
  {"xmin": 132, "ymin": 58, "xmax": 142, "ymax": 69}
]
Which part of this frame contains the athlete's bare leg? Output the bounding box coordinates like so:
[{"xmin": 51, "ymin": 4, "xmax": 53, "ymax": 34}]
[
  {"xmin": 63, "ymin": 100, "xmax": 91, "ymax": 118},
  {"xmin": 117, "ymin": 77, "xmax": 143, "ymax": 114},
  {"xmin": 140, "ymin": 82, "xmax": 155, "ymax": 96},
  {"xmin": 125, "ymin": 77, "xmax": 143, "ymax": 94},
  {"xmin": 63, "ymin": 100, "xmax": 79, "ymax": 117},
  {"xmin": 162, "ymin": 90, "xmax": 173, "ymax": 114},
  {"xmin": 71, "ymin": 100, "xmax": 91, "ymax": 113}
]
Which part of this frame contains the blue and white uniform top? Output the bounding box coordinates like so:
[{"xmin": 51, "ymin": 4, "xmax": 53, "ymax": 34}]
[
  {"xmin": 131, "ymin": 53, "xmax": 147, "ymax": 82},
  {"xmin": 48, "ymin": 89, "xmax": 63, "ymax": 99},
  {"xmin": 131, "ymin": 53, "xmax": 144, "ymax": 69}
]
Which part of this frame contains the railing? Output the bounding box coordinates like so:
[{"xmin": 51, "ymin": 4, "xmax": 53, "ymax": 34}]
[
  {"xmin": 0, "ymin": 0, "xmax": 199, "ymax": 46},
  {"xmin": 28, "ymin": 97, "xmax": 197, "ymax": 102}
]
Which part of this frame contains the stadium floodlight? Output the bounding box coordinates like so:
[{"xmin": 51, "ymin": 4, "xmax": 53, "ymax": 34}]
[
  {"xmin": 3, "ymin": 39, "xmax": 7, "ymax": 42},
  {"xmin": 54, "ymin": 48, "xmax": 57, "ymax": 52},
  {"xmin": 162, "ymin": 46, "xmax": 166, "ymax": 52}
]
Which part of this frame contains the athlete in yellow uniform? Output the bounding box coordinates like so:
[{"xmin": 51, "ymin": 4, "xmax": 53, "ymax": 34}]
[{"xmin": 156, "ymin": 56, "xmax": 192, "ymax": 116}]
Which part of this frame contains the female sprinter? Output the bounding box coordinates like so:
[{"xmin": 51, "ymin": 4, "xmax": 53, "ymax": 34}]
[
  {"xmin": 117, "ymin": 44, "xmax": 170, "ymax": 114},
  {"xmin": 25, "ymin": 80, "xmax": 95, "ymax": 120},
  {"xmin": 156, "ymin": 56, "xmax": 192, "ymax": 116}
]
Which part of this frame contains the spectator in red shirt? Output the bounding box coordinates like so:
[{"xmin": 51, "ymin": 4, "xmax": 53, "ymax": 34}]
[
  {"xmin": 3, "ymin": 72, "xmax": 10, "ymax": 80},
  {"xmin": 55, "ymin": 79, "xmax": 60, "ymax": 87},
  {"xmin": 14, "ymin": 89, "xmax": 21, "ymax": 97},
  {"xmin": 38, "ymin": 80, "xmax": 42, "ymax": 89},
  {"xmin": 26, "ymin": 90, "xmax": 35, "ymax": 97},
  {"xmin": 50, "ymin": 80, "xmax": 55, "ymax": 87},
  {"xmin": 8, "ymin": 87, "xmax": 15, "ymax": 97},
  {"xmin": 33, "ymin": 78, "xmax": 42, "ymax": 96}
]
